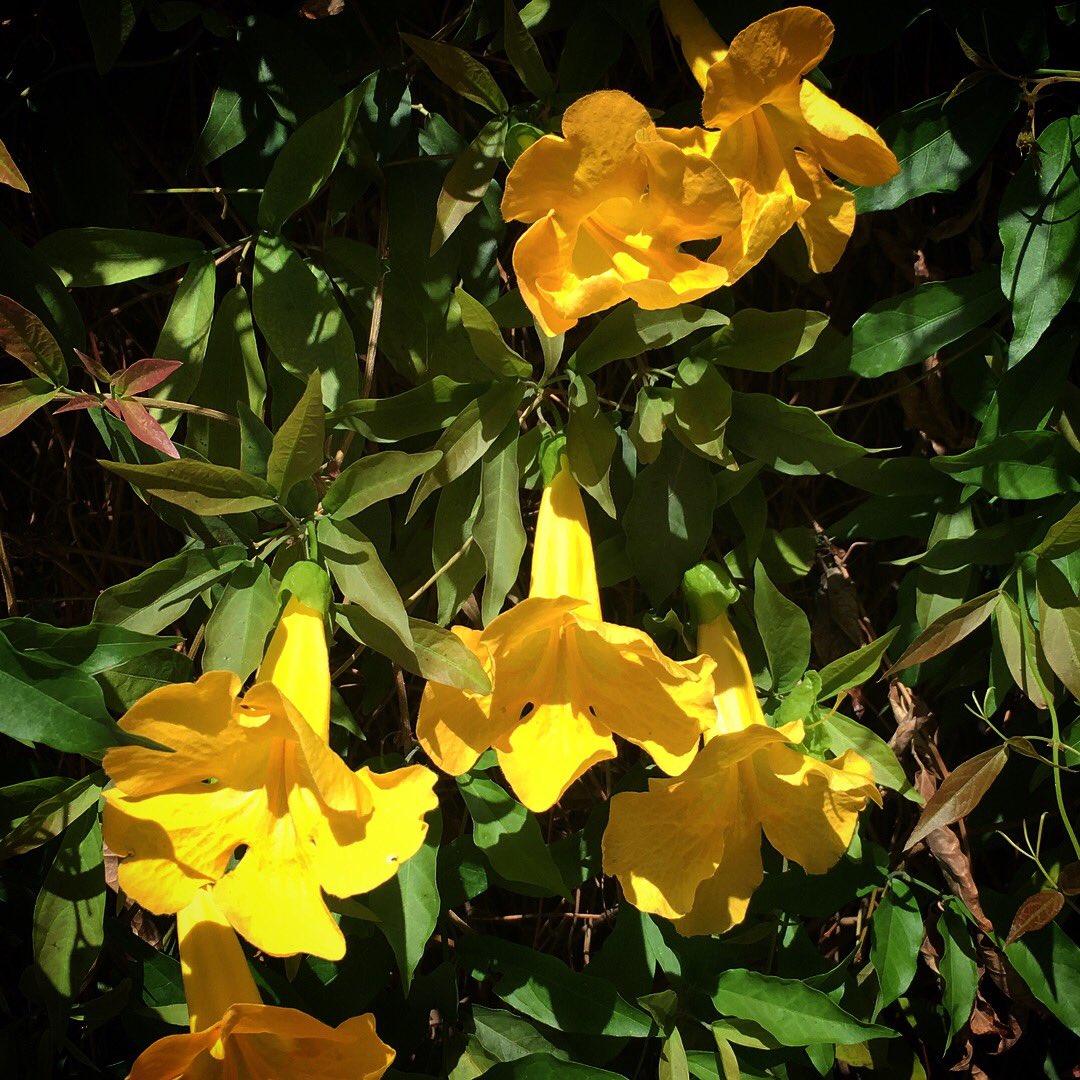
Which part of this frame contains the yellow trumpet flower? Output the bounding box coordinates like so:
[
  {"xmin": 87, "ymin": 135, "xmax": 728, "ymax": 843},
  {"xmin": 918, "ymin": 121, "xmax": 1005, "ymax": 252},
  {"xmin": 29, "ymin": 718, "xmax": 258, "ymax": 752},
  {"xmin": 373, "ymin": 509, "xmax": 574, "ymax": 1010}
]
[
  {"xmin": 502, "ymin": 89, "xmax": 742, "ymax": 335},
  {"xmin": 660, "ymin": 0, "xmax": 899, "ymax": 276},
  {"xmin": 603, "ymin": 563, "xmax": 880, "ymax": 935},
  {"xmin": 417, "ymin": 459, "xmax": 717, "ymax": 813},
  {"xmin": 127, "ymin": 888, "xmax": 394, "ymax": 1079},
  {"xmin": 103, "ymin": 565, "xmax": 439, "ymax": 961}
]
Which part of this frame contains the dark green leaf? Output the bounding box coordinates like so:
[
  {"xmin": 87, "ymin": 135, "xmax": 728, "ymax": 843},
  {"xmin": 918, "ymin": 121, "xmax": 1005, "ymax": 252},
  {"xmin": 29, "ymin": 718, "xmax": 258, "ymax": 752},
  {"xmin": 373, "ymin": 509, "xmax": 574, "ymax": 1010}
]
[
  {"xmin": 821, "ymin": 711, "xmax": 916, "ymax": 800},
  {"xmin": 34, "ymin": 229, "xmax": 204, "ymax": 288},
  {"xmin": 0, "ymin": 773, "xmax": 104, "ymax": 860},
  {"xmin": 323, "ymin": 450, "xmax": 443, "ymax": 519},
  {"xmin": 693, "ymin": 308, "xmax": 827, "ymax": 372},
  {"xmin": 433, "ymin": 121, "xmax": 508, "ymax": 254},
  {"xmin": 408, "ymin": 618, "xmax": 491, "ymax": 693},
  {"xmin": 454, "ymin": 285, "xmax": 529, "ymax": 377},
  {"xmin": 939, "ymin": 900, "xmax": 978, "ymax": 1046},
  {"xmin": 871, "ymin": 877, "xmax": 923, "ymax": 1008},
  {"xmin": 753, "ymin": 562, "xmax": 810, "ymax": 694},
  {"xmin": 266, "ymin": 371, "xmax": 325, "ymax": 498},
  {"xmin": 481, "ymin": 1056, "xmax": 623, "ymax": 1079},
  {"xmin": 471, "ymin": 1004, "xmax": 568, "ymax": 1063},
  {"xmin": 202, "ymin": 562, "xmax": 279, "ymax": 680},
  {"xmin": 98, "ymin": 459, "xmax": 277, "ymax": 516},
  {"xmin": 817, "ymin": 629, "xmax": 898, "ymax": 699},
  {"xmin": 931, "ymin": 431, "xmax": 1080, "ymax": 499},
  {"xmin": 329, "ymin": 378, "xmax": 489, "ymax": 442},
  {"xmin": 566, "ymin": 374, "xmax": 617, "ymax": 515},
  {"xmin": 194, "ymin": 86, "xmax": 249, "ymax": 165},
  {"xmin": 0, "ymin": 619, "xmax": 178, "ymax": 674},
  {"xmin": 476, "ymin": 427, "xmax": 526, "ymax": 624},
  {"xmin": 401, "ymin": 35, "xmax": 508, "ymax": 115},
  {"xmin": 503, "ymin": 0, "xmax": 553, "ymax": 97},
  {"xmin": 1004, "ymin": 921, "xmax": 1080, "ymax": 1030},
  {"xmin": 1037, "ymin": 556, "xmax": 1080, "ymax": 699},
  {"xmin": 669, "ymin": 359, "xmax": 731, "ymax": 463}
]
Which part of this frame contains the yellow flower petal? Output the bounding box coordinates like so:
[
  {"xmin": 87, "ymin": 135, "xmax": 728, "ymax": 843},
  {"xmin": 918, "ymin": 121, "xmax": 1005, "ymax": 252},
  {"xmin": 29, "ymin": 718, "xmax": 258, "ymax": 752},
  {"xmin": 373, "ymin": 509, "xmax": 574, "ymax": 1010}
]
[
  {"xmin": 126, "ymin": 1027, "xmax": 219, "ymax": 1079},
  {"xmin": 753, "ymin": 745, "xmax": 880, "ymax": 873},
  {"xmin": 697, "ymin": 613, "xmax": 765, "ymax": 734},
  {"xmin": 178, "ymin": 889, "xmax": 260, "ymax": 1033},
  {"xmin": 257, "ymin": 597, "xmax": 330, "ymax": 741},
  {"xmin": 529, "ymin": 462, "xmax": 601, "ymax": 619},
  {"xmin": 701, "ymin": 7, "xmax": 834, "ymax": 127},
  {"xmin": 660, "ymin": 0, "xmax": 729, "ymax": 90},
  {"xmin": 787, "ymin": 149, "xmax": 857, "ymax": 273},
  {"xmin": 795, "ymin": 79, "xmax": 900, "ymax": 187},
  {"xmin": 104, "ymin": 675, "xmax": 437, "ymax": 959}
]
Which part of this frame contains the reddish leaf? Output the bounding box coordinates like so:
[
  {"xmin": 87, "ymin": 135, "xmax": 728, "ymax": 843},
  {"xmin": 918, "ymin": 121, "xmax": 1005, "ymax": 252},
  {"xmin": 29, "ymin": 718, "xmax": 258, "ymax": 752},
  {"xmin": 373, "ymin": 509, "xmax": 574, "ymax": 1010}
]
[
  {"xmin": 905, "ymin": 745, "xmax": 1008, "ymax": 850},
  {"xmin": 0, "ymin": 295, "xmax": 67, "ymax": 385},
  {"xmin": 0, "ymin": 138, "xmax": 29, "ymax": 193},
  {"xmin": 111, "ymin": 357, "xmax": 183, "ymax": 396},
  {"xmin": 886, "ymin": 590, "xmax": 999, "ymax": 675},
  {"xmin": 0, "ymin": 380, "xmax": 58, "ymax": 436},
  {"xmin": 74, "ymin": 348, "xmax": 111, "ymax": 383},
  {"xmin": 54, "ymin": 394, "xmax": 102, "ymax": 414},
  {"xmin": 1057, "ymin": 862, "xmax": 1080, "ymax": 896},
  {"xmin": 1005, "ymin": 890, "xmax": 1064, "ymax": 944},
  {"xmin": 113, "ymin": 398, "xmax": 180, "ymax": 458}
]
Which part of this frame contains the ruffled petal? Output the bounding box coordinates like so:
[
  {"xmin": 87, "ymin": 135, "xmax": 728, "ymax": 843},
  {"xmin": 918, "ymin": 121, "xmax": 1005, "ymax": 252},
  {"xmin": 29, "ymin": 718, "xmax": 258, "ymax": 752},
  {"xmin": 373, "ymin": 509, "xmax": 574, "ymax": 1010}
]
[
  {"xmin": 788, "ymin": 150, "xmax": 857, "ymax": 273},
  {"xmin": 604, "ymin": 763, "xmax": 737, "ymax": 919},
  {"xmin": 126, "ymin": 1027, "xmax": 220, "ymax": 1080},
  {"xmin": 702, "ymin": 7, "xmax": 834, "ymax": 127},
  {"xmin": 222, "ymin": 1006, "xmax": 395, "ymax": 1080},
  {"xmin": 530, "ymin": 462, "xmax": 601, "ymax": 617},
  {"xmin": 673, "ymin": 778, "xmax": 764, "ymax": 936},
  {"xmin": 754, "ymin": 745, "xmax": 880, "ymax": 874},
  {"xmin": 796, "ymin": 79, "xmax": 900, "ymax": 187},
  {"xmin": 416, "ymin": 627, "xmax": 507, "ymax": 776},
  {"xmin": 660, "ymin": 0, "xmax": 729, "ymax": 91},
  {"xmin": 497, "ymin": 700, "xmax": 616, "ymax": 812}
]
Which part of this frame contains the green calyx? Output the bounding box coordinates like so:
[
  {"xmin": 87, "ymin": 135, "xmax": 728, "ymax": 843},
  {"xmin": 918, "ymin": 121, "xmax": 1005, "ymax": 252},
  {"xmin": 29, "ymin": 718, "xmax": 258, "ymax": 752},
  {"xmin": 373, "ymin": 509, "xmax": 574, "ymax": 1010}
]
[
  {"xmin": 279, "ymin": 560, "xmax": 332, "ymax": 616},
  {"xmin": 682, "ymin": 560, "xmax": 740, "ymax": 626}
]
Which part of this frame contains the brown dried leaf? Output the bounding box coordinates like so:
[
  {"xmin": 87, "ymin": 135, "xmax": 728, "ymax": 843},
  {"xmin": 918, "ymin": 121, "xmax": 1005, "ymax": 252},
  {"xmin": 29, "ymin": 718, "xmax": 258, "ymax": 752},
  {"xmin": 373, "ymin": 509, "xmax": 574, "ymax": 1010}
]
[
  {"xmin": 1057, "ymin": 861, "xmax": 1080, "ymax": 896},
  {"xmin": 906, "ymin": 745, "xmax": 1008, "ymax": 849},
  {"xmin": 886, "ymin": 590, "xmax": 999, "ymax": 675},
  {"xmin": 925, "ymin": 825, "xmax": 994, "ymax": 933},
  {"xmin": 1005, "ymin": 891, "xmax": 1065, "ymax": 945}
]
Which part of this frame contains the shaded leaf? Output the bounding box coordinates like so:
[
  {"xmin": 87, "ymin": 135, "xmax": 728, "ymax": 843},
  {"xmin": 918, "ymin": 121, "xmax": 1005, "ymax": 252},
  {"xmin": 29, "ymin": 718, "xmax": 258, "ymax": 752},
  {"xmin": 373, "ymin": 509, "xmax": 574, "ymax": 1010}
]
[
  {"xmin": 886, "ymin": 590, "xmax": 999, "ymax": 674},
  {"xmin": 34, "ymin": 229, "xmax": 204, "ymax": 288},
  {"xmin": 202, "ymin": 561, "xmax": 279, "ymax": 681},
  {"xmin": 266, "ymin": 371, "xmax": 325, "ymax": 498},
  {"xmin": 1006, "ymin": 890, "xmax": 1065, "ymax": 945},
  {"xmin": 98, "ymin": 459, "xmax": 277, "ymax": 516},
  {"xmin": 401, "ymin": 34, "xmax": 508, "ymax": 115},
  {"xmin": 754, "ymin": 561, "xmax": 810, "ymax": 694},
  {"xmin": 323, "ymin": 449, "xmax": 443, "ymax": 519},
  {"xmin": 433, "ymin": 120, "xmax": 508, "ymax": 254},
  {"xmin": 454, "ymin": 285, "xmax": 529, "ymax": 377},
  {"xmin": 871, "ymin": 877, "xmax": 923, "ymax": 1008},
  {"xmin": 0, "ymin": 294, "xmax": 67, "ymax": 384},
  {"xmin": 905, "ymin": 745, "xmax": 1008, "ymax": 849}
]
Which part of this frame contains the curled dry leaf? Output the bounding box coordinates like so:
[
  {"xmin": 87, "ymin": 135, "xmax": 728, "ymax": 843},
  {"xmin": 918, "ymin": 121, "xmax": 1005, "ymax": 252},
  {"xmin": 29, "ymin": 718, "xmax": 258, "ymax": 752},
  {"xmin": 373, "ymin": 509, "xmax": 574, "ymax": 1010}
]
[{"xmin": 1005, "ymin": 890, "xmax": 1065, "ymax": 945}]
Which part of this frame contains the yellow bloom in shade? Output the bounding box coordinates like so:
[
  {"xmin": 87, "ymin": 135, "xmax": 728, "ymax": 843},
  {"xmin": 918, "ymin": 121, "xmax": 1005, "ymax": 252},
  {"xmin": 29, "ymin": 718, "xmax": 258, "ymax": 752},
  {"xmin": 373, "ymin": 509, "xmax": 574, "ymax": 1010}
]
[
  {"xmin": 127, "ymin": 888, "xmax": 394, "ymax": 1079},
  {"xmin": 417, "ymin": 460, "xmax": 717, "ymax": 813},
  {"xmin": 660, "ymin": 0, "xmax": 898, "ymax": 275},
  {"xmin": 103, "ymin": 567, "xmax": 439, "ymax": 960},
  {"xmin": 502, "ymin": 89, "xmax": 742, "ymax": 335},
  {"xmin": 603, "ymin": 565, "xmax": 881, "ymax": 935}
]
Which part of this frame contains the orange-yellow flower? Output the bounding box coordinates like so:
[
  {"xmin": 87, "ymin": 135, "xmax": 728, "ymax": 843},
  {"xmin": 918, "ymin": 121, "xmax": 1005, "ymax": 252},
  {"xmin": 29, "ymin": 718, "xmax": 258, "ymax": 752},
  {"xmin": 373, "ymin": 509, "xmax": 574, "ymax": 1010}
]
[
  {"xmin": 502, "ymin": 90, "xmax": 742, "ymax": 335},
  {"xmin": 417, "ymin": 459, "xmax": 717, "ymax": 812},
  {"xmin": 660, "ymin": 0, "xmax": 899, "ymax": 276},
  {"xmin": 127, "ymin": 888, "xmax": 394, "ymax": 1080},
  {"xmin": 603, "ymin": 563, "xmax": 880, "ymax": 935},
  {"xmin": 103, "ymin": 565, "xmax": 438, "ymax": 961}
]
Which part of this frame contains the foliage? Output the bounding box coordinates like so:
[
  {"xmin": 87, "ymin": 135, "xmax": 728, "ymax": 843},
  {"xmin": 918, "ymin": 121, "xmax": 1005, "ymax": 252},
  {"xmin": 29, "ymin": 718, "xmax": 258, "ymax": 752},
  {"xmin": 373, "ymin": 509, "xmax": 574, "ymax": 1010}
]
[{"xmin": 1, "ymin": 0, "xmax": 1079, "ymax": 1076}]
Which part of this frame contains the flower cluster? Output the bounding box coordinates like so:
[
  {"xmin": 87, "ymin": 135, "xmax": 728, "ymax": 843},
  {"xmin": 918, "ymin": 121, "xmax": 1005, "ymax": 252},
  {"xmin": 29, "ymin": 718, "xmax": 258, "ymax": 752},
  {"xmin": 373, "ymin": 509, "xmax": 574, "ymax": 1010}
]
[{"xmin": 504, "ymin": 0, "xmax": 898, "ymax": 333}]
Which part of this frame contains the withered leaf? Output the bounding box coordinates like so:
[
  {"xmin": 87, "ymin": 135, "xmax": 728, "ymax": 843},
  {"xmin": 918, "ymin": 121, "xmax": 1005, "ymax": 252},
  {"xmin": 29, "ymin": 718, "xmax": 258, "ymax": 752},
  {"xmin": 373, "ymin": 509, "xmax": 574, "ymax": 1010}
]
[
  {"xmin": 1005, "ymin": 890, "xmax": 1064, "ymax": 945},
  {"xmin": 905, "ymin": 745, "xmax": 1008, "ymax": 849}
]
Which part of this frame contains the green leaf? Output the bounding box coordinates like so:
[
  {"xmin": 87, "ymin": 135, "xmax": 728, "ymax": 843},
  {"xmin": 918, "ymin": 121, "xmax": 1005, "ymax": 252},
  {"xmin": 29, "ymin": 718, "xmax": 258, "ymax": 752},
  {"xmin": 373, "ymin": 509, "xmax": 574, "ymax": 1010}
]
[
  {"xmin": 1000, "ymin": 116, "xmax": 1080, "ymax": 363},
  {"xmin": 33, "ymin": 809, "xmax": 105, "ymax": 1030},
  {"xmin": 817, "ymin": 629, "xmax": 899, "ymax": 699},
  {"xmin": 458, "ymin": 933, "xmax": 654, "ymax": 1037},
  {"xmin": 1004, "ymin": 921, "xmax": 1080, "ymax": 1031},
  {"xmin": 1036, "ymin": 502, "xmax": 1080, "ymax": 560},
  {"xmin": 471, "ymin": 1005, "xmax": 568, "ymax": 1063},
  {"xmin": 855, "ymin": 79, "xmax": 1018, "ymax": 213},
  {"xmin": 457, "ymin": 774, "xmax": 565, "ymax": 895},
  {"xmin": 98, "ymin": 459, "xmax": 277, "ymax": 516},
  {"xmin": 252, "ymin": 235, "xmax": 357, "ymax": 410},
  {"xmin": 188, "ymin": 285, "xmax": 265, "ymax": 468},
  {"xmin": 323, "ymin": 449, "xmax": 443, "ymax": 519},
  {"xmin": 0, "ymin": 631, "xmax": 161, "ymax": 756},
  {"xmin": 871, "ymin": 876, "xmax": 923, "ymax": 1009},
  {"xmin": 367, "ymin": 811, "xmax": 441, "ymax": 995},
  {"xmin": 433, "ymin": 120, "xmax": 508, "ymax": 254},
  {"xmin": 202, "ymin": 562, "xmax": 279, "ymax": 681},
  {"xmin": 0, "ymin": 619, "xmax": 178, "ymax": 673},
  {"xmin": 1037, "ymin": 556, "xmax": 1080, "ymax": 699},
  {"xmin": 727, "ymin": 393, "xmax": 865, "ymax": 475},
  {"xmin": 408, "ymin": 380, "xmax": 525, "ymax": 518},
  {"xmin": 318, "ymin": 517, "xmax": 414, "ymax": 663},
  {"xmin": 694, "ymin": 308, "xmax": 827, "ymax": 372},
  {"xmin": 931, "ymin": 431, "xmax": 1080, "ymax": 499},
  {"xmin": 569, "ymin": 302, "xmax": 727, "ymax": 376},
  {"xmin": 821, "ymin": 712, "xmax": 916, "ymax": 800},
  {"xmin": 476, "ymin": 427, "xmax": 526, "ymax": 624},
  {"xmin": 432, "ymin": 470, "xmax": 487, "ymax": 623},
  {"xmin": 0, "ymin": 378, "xmax": 59, "ymax": 436},
  {"xmin": 669, "ymin": 358, "xmax": 732, "ymax": 464},
  {"xmin": 709, "ymin": 969, "xmax": 898, "ymax": 1047},
  {"xmin": 0, "ymin": 773, "xmax": 104, "ymax": 860},
  {"xmin": 266, "ymin": 370, "xmax": 325, "ymax": 498},
  {"xmin": 94, "ymin": 544, "xmax": 247, "ymax": 634},
  {"xmin": 454, "ymin": 285, "xmax": 529, "ymax": 377},
  {"xmin": 624, "ymin": 440, "xmax": 715, "ymax": 605},
  {"xmin": 34, "ymin": 228, "xmax": 204, "ymax": 287},
  {"xmin": 566, "ymin": 374, "xmax": 617, "ymax": 516},
  {"xmin": 994, "ymin": 591, "xmax": 1053, "ymax": 709},
  {"xmin": 628, "ymin": 386, "xmax": 673, "ymax": 465},
  {"xmin": 802, "ymin": 268, "xmax": 1006, "ymax": 379},
  {"xmin": 754, "ymin": 562, "xmax": 810, "ymax": 694},
  {"xmin": 503, "ymin": 0, "xmax": 553, "ymax": 97},
  {"xmin": 329, "ymin": 377, "xmax": 489, "ymax": 442},
  {"xmin": 401, "ymin": 34, "xmax": 508, "ymax": 115},
  {"xmin": 939, "ymin": 900, "xmax": 979, "ymax": 1046},
  {"xmin": 481, "ymin": 1056, "xmax": 624, "ymax": 1079},
  {"xmin": 0, "ymin": 294, "xmax": 67, "ymax": 384},
  {"xmin": 886, "ymin": 589, "xmax": 999, "ymax": 674},
  {"xmin": 904, "ymin": 745, "xmax": 1008, "ymax": 849},
  {"xmin": 258, "ymin": 86, "xmax": 364, "ymax": 232},
  {"xmin": 409, "ymin": 618, "xmax": 491, "ymax": 693},
  {"xmin": 194, "ymin": 86, "xmax": 249, "ymax": 165}
]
